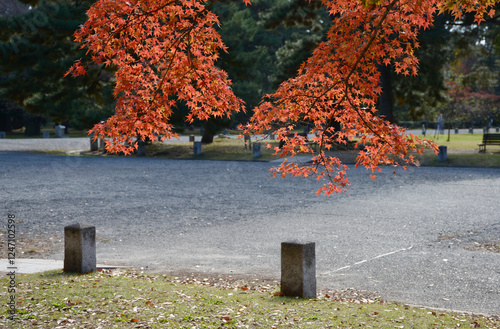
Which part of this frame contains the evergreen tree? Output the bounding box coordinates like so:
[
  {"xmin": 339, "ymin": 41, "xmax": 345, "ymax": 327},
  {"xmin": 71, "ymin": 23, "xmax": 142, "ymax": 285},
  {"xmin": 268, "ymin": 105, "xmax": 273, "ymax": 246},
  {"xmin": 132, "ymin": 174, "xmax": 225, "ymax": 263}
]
[
  {"xmin": 192, "ymin": 0, "xmax": 328, "ymax": 142},
  {"xmin": 392, "ymin": 16, "xmax": 453, "ymax": 122},
  {"xmin": 0, "ymin": 0, "xmax": 115, "ymax": 135}
]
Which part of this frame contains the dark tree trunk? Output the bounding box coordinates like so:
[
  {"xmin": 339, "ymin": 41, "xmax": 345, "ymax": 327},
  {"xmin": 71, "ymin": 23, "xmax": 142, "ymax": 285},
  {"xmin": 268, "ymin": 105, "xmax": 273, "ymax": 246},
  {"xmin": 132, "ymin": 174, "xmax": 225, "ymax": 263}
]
[
  {"xmin": 24, "ymin": 113, "xmax": 42, "ymax": 136},
  {"xmin": 377, "ymin": 64, "xmax": 394, "ymax": 123},
  {"xmin": 201, "ymin": 130, "xmax": 214, "ymax": 144}
]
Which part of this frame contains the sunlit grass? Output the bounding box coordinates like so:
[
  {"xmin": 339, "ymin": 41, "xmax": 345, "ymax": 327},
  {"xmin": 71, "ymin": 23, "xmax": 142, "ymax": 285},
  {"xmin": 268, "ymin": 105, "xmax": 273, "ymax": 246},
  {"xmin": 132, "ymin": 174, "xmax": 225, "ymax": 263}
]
[
  {"xmin": 147, "ymin": 137, "xmax": 282, "ymax": 161},
  {"xmin": 1, "ymin": 270, "xmax": 498, "ymax": 328}
]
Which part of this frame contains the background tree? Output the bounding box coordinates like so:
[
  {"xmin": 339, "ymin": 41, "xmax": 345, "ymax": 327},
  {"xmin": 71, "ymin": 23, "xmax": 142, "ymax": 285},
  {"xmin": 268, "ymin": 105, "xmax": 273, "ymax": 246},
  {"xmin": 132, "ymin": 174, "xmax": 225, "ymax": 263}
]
[
  {"xmin": 0, "ymin": 0, "xmax": 115, "ymax": 135},
  {"xmin": 392, "ymin": 15, "xmax": 453, "ymax": 123},
  {"xmin": 433, "ymin": 7, "xmax": 500, "ymax": 131},
  {"xmin": 197, "ymin": 0, "xmax": 328, "ymax": 142}
]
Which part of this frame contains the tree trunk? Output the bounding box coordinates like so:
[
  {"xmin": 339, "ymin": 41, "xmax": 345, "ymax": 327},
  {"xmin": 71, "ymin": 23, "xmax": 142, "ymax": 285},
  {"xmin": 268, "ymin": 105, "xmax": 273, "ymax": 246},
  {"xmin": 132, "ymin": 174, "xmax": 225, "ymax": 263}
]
[
  {"xmin": 377, "ymin": 64, "xmax": 394, "ymax": 123},
  {"xmin": 24, "ymin": 113, "xmax": 42, "ymax": 137},
  {"xmin": 201, "ymin": 130, "xmax": 214, "ymax": 144}
]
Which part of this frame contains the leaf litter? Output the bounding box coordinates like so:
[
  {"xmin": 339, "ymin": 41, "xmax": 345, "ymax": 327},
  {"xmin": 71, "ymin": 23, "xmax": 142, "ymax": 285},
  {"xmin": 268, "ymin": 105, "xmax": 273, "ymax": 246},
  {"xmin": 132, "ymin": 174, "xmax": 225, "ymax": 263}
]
[{"xmin": 0, "ymin": 269, "xmax": 498, "ymax": 328}]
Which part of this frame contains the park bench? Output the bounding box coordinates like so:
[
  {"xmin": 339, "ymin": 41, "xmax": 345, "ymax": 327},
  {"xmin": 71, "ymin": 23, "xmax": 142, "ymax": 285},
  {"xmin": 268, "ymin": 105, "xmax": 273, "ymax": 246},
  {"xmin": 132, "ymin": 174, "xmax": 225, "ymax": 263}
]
[{"xmin": 478, "ymin": 133, "xmax": 500, "ymax": 152}]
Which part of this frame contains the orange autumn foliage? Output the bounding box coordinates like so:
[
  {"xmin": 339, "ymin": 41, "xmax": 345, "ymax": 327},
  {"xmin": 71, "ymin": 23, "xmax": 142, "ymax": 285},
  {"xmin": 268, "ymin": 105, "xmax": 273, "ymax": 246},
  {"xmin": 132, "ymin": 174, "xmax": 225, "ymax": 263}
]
[{"xmin": 68, "ymin": 0, "xmax": 497, "ymax": 195}]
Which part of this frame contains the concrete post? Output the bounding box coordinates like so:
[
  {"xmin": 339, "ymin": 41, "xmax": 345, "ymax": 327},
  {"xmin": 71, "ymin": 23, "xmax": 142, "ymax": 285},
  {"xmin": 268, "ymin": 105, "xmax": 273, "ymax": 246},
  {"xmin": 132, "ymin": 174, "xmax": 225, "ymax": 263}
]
[
  {"xmin": 253, "ymin": 142, "xmax": 261, "ymax": 158},
  {"xmin": 64, "ymin": 223, "xmax": 96, "ymax": 273},
  {"xmin": 90, "ymin": 132, "xmax": 98, "ymax": 152},
  {"xmin": 189, "ymin": 135, "xmax": 195, "ymax": 142},
  {"xmin": 55, "ymin": 125, "xmax": 65, "ymax": 138},
  {"xmin": 0, "ymin": 132, "xmax": 5, "ymax": 138},
  {"xmin": 438, "ymin": 145, "xmax": 447, "ymax": 162},
  {"xmin": 281, "ymin": 241, "xmax": 316, "ymax": 298},
  {"xmin": 136, "ymin": 140, "xmax": 146, "ymax": 156},
  {"xmin": 193, "ymin": 141, "xmax": 202, "ymax": 156},
  {"xmin": 43, "ymin": 131, "xmax": 50, "ymax": 138},
  {"xmin": 100, "ymin": 138, "xmax": 107, "ymax": 154}
]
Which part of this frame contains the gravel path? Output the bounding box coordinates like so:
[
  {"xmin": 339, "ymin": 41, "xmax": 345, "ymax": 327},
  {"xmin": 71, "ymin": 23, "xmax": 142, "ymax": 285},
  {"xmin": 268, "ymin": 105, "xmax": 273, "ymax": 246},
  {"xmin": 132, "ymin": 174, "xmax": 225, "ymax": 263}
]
[{"xmin": 1, "ymin": 140, "xmax": 499, "ymax": 316}]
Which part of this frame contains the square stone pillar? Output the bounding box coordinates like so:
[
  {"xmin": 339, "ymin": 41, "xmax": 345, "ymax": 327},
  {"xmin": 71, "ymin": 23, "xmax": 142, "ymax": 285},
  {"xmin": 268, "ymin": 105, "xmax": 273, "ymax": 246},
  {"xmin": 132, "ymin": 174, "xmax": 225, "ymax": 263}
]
[
  {"xmin": 90, "ymin": 132, "xmax": 98, "ymax": 151},
  {"xmin": 252, "ymin": 142, "xmax": 261, "ymax": 158},
  {"xmin": 55, "ymin": 125, "xmax": 65, "ymax": 138},
  {"xmin": 281, "ymin": 241, "xmax": 316, "ymax": 298},
  {"xmin": 193, "ymin": 141, "xmax": 202, "ymax": 156},
  {"xmin": 438, "ymin": 145, "xmax": 447, "ymax": 162},
  {"xmin": 100, "ymin": 138, "xmax": 107, "ymax": 154},
  {"xmin": 64, "ymin": 223, "xmax": 96, "ymax": 273},
  {"xmin": 136, "ymin": 140, "xmax": 146, "ymax": 156}
]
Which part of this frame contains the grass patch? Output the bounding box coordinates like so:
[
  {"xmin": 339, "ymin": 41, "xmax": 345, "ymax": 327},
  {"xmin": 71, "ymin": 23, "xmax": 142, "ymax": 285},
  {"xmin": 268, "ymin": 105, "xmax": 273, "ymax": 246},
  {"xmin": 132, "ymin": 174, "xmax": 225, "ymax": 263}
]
[
  {"xmin": 1, "ymin": 270, "xmax": 498, "ymax": 328},
  {"xmin": 416, "ymin": 133, "xmax": 486, "ymax": 153},
  {"xmin": 144, "ymin": 133, "xmax": 500, "ymax": 167},
  {"xmin": 417, "ymin": 152, "xmax": 500, "ymax": 167},
  {"xmin": 147, "ymin": 137, "xmax": 282, "ymax": 161},
  {"xmin": 406, "ymin": 134, "xmax": 500, "ymax": 167}
]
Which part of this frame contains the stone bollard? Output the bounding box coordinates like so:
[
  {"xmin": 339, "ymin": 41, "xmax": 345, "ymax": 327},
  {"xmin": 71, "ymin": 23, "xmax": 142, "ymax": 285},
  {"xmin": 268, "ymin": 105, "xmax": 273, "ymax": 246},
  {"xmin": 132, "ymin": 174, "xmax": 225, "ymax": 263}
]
[
  {"xmin": 64, "ymin": 223, "xmax": 96, "ymax": 273},
  {"xmin": 469, "ymin": 128, "xmax": 473, "ymax": 134},
  {"xmin": 0, "ymin": 131, "xmax": 5, "ymax": 138},
  {"xmin": 55, "ymin": 125, "xmax": 65, "ymax": 138},
  {"xmin": 438, "ymin": 145, "xmax": 447, "ymax": 162},
  {"xmin": 454, "ymin": 128, "xmax": 459, "ymax": 134},
  {"xmin": 193, "ymin": 141, "xmax": 202, "ymax": 156},
  {"xmin": 43, "ymin": 131, "xmax": 50, "ymax": 138},
  {"xmin": 253, "ymin": 142, "xmax": 261, "ymax": 158},
  {"xmin": 281, "ymin": 241, "xmax": 316, "ymax": 298},
  {"xmin": 496, "ymin": 127, "xmax": 499, "ymax": 133},
  {"xmin": 90, "ymin": 133, "xmax": 98, "ymax": 152},
  {"xmin": 136, "ymin": 140, "xmax": 146, "ymax": 156},
  {"xmin": 100, "ymin": 138, "xmax": 107, "ymax": 154},
  {"xmin": 189, "ymin": 135, "xmax": 195, "ymax": 142}
]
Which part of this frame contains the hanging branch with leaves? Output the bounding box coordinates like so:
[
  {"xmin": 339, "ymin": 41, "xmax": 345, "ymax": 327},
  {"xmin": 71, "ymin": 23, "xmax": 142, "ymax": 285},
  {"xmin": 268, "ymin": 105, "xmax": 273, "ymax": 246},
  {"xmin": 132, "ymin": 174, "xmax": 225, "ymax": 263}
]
[{"xmin": 68, "ymin": 0, "xmax": 497, "ymax": 193}]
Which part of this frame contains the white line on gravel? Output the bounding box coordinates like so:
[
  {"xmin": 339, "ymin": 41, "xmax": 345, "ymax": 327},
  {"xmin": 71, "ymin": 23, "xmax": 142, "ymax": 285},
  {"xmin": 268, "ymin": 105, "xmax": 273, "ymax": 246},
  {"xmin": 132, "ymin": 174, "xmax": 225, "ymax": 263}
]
[{"xmin": 328, "ymin": 246, "xmax": 414, "ymax": 273}]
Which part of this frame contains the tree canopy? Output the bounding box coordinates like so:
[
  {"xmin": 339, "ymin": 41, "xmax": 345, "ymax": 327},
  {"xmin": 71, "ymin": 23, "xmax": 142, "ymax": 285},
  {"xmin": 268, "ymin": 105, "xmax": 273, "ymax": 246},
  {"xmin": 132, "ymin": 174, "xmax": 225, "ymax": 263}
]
[{"xmin": 68, "ymin": 0, "xmax": 498, "ymax": 195}]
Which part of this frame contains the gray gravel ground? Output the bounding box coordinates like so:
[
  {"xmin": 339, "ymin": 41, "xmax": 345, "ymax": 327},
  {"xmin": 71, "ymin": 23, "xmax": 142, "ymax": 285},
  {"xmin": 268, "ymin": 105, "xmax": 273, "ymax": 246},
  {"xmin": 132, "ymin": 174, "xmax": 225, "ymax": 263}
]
[{"xmin": 1, "ymin": 142, "xmax": 499, "ymax": 316}]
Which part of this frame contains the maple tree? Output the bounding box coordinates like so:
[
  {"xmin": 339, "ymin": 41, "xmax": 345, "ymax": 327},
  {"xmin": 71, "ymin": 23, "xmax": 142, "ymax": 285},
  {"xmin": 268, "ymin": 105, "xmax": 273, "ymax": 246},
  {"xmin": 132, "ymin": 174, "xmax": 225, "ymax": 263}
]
[{"xmin": 68, "ymin": 0, "xmax": 498, "ymax": 195}]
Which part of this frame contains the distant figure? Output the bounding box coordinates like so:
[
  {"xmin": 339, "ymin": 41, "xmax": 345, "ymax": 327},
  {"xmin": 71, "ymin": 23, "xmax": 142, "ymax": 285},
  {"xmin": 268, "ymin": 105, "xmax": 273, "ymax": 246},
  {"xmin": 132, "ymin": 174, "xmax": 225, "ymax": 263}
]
[{"xmin": 437, "ymin": 113, "xmax": 444, "ymax": 134}]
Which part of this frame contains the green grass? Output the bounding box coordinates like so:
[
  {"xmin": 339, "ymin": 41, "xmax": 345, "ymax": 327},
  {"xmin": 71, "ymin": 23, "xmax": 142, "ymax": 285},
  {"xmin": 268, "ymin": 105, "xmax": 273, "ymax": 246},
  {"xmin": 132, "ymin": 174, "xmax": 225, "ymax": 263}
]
[
  {"xmin": 147, "ymin": 137, "xmax": 282, "ymax": 161},
  {"xmin": 145, "ymin": 133, "xmax": 500, "ymax": 167},
  {"xmin": 416, "ymin": 133, "xmax": 486, "ymax": 153},
  {"xmin": 412, "ymin": 133, "xmax": 500, "ymax": 167},
  {"xmin": 1, "ymin": 270, "xmax": 498, "ymax": 328}
]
